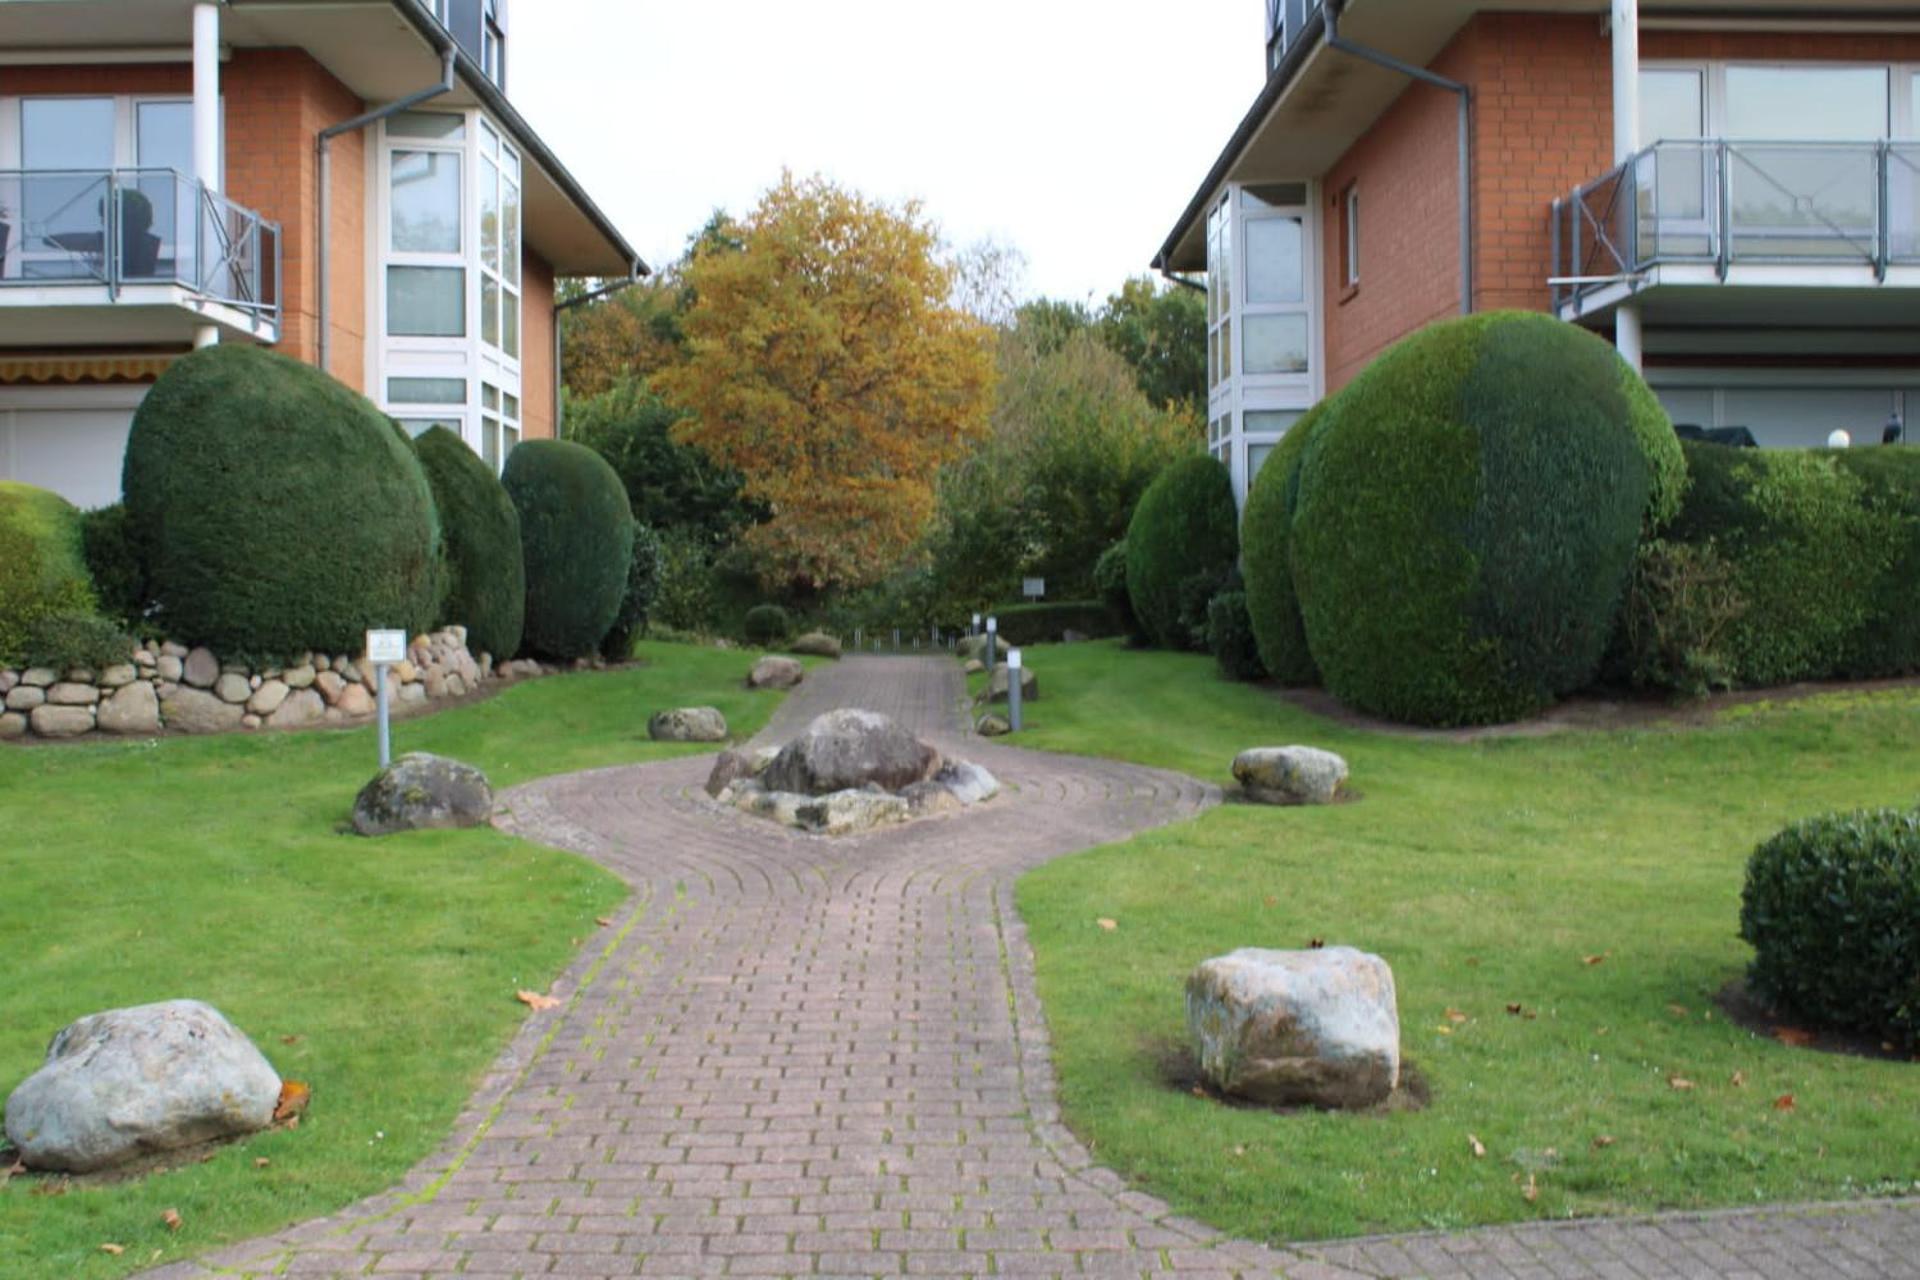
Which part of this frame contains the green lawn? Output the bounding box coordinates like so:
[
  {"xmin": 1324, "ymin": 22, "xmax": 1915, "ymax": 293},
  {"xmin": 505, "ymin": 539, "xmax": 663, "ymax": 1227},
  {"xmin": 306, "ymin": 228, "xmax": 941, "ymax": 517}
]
[
  {"xmin": 1011, "ymin": 641, "xmax": 1920, "ymax": 1243},
  {"xmin": 0, "ymin": 642, "xmax": 785, "ymax": 1279}
]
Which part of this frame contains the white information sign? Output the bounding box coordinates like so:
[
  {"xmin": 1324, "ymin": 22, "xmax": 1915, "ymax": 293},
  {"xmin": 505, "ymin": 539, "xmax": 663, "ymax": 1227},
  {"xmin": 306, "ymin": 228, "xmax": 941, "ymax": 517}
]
[
  {"xmin": 1022, "ymin": 578, "xmax": 1046, "ymax": 600},
  {"xmin": 366, "ymin": 629, "xmax": 408, "ymax": 665}
]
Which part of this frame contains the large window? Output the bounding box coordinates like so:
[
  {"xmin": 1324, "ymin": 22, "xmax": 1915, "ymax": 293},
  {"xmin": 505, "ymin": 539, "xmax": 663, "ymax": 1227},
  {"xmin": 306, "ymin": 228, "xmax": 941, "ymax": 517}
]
[
  {"xmin": 478, "ymin": 120, "xmax": 521, "ymax": 361},
  {"xmin": 386, "ymin": 112, "xmax": 466, "ymax": 338},
  {"xmin": 1240, "ymin": 185, "xmax": 1310, "ymax": 378},
  {"xmin": 1206, "ymin": 198, "xmax": 1230, "ymax": 393},
  {"xmin": 1724, "ymin": 66, "xmax": 1889, "ymax": 142}
]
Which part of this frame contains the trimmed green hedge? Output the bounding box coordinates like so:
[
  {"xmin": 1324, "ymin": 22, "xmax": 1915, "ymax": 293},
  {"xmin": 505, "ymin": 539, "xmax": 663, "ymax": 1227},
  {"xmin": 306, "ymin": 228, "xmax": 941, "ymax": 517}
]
[
  {"xmin": 80, "ymin": 503, "xmax": 147, "ymax": 631},
  {"xmin": 601, "ymin": 522, "xmax": 662, "ymax": 660},
  {"xmin": 1124, "ymin": 454, "xmax": 1237, "ymax": 652},
  {"xmin": 503, "ymin": 439, "xmax": 634, "ymax": 660},
  {"xmin": 1290, "ymin": 312, "xmax": 1679, "ymax": 726},
  {"xmin": 123, "ymin": 345, "xmax": 442, "ymax": 657},
  {"xmin": 1093, "ymin": 541, "xmax": 1144, "ymax": 646},
  {"xmin": 1653, "ymin": 443, "xmax": 1912, "ymax": 688},
  {"xmin": 24, "ymin": 611, "xmax": 132, "ymax": 672},
  {"xmin": 1240, "ymin": 404, "xmax": 1328, "ymax": 686},
  {"xmin": 1205, "ymin": 587, "xmax": 1266, "ymax": 683},
  {"xmin": 0, "ymin": 482, "xmax": 97, "ymax": 667},
  {"xmin": 744, "ymin": 604, "xmax": 792, "ymax": 645},
  {"xmin": 990, "ymin": 600, "xmax": 1119, "ymax": 647},
  {"xmin": 413, "ymin": 426, "xmax": 525, "ymax": 660},
  {"xmin": 1740, "ymin": 808, "xmax": 1920, "ymax": 1049}
]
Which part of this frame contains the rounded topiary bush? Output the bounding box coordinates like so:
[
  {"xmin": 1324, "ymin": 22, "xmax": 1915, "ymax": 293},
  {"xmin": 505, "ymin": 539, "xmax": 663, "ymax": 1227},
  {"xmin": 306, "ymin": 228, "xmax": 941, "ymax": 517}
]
[
  {"xmin": 122, "ymin": 345, "xmax": 442, "ymax": 656},
  {"xmin": 0, "ymin": 482, "xmax": 97, "ymax": 667},
  {"xmin": 502, "ymin": 439, "xmax": 634, "ymax": 660},
  {"xmin": 601, "ymin": 521, "xmax": 662, "ymax": 661},
  {"xmin": 1124, "ymin": 454, "xmax": 1238, "ymax": 651},
  {"xmin": 1093, "ymin": 540, "xmax": 1144, "ymax": 646},
  {"xmin": 1205, "ymin": 587, "xmax": 1266, "ymax": 683},
  {"xmin": 1740, "ymin": 808, "xmax": 1920, "ymax": 1049},
  {"xmin": 1240, "ymin": 404, "xmax": 1328, "ymax": 687},
  {"xmin": 413, "ymin": 426, "xmax": 525, "ymax": 660},
  {"xmin": 1290, "ymin": 312, "xmax": 1680, "ymax": 726},
  {"xmin": 743, "ymin": 603, "xmax": 792, "ymax": 645}
]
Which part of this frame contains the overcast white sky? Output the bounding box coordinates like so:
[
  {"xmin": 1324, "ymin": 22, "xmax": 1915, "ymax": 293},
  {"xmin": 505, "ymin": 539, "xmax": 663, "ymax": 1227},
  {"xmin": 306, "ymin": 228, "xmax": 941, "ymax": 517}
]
[{"xmin": 512, "ymin": 1, "xmax": 1267, "ymax": 304}]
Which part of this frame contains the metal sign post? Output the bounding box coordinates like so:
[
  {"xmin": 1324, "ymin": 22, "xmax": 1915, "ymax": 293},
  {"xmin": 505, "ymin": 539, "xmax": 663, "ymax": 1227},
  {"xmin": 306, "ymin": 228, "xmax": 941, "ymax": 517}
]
[
  {"xmin": 985, "ymin": 615, "xmax": 998, "ymax": 670},
  {"xmin": 365, "ymin": 629, "xmax": 407, "ymax": 767},
  {"xmin": 1007, "ymin": 647, "xmax": 1024, "ymax": 733}
]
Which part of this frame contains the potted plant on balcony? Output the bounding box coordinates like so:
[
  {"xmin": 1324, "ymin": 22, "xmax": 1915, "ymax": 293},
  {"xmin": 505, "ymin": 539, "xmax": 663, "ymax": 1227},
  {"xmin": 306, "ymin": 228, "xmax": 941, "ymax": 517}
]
[{"xmin": 116, "ymin": 188, "xmax": 160, "ymax": 278}]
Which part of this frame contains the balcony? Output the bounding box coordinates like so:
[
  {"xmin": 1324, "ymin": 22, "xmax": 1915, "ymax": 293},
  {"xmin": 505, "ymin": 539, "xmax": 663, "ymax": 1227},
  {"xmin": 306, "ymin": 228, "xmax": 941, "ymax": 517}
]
[
  {"xmin": 1552, "ymin": 140, "xmax": 1920, "ymax": 325},
  {"xmin": 0, "ymin": 168, "xmax": 280, "ymax": 347}
]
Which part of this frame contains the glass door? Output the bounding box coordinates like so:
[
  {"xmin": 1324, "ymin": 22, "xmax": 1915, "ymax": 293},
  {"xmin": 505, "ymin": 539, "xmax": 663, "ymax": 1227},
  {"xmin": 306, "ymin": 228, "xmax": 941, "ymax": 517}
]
[{"xmin": 19, "ymin": 98, "xmax": 115, "ymax": 281}]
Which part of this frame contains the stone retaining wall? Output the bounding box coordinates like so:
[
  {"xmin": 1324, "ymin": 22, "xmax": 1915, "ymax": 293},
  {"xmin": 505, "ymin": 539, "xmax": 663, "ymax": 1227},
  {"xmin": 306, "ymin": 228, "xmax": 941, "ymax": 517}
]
[{"xmin": 0, "ymin": 626, "xmax": 552, "ymax": 743}]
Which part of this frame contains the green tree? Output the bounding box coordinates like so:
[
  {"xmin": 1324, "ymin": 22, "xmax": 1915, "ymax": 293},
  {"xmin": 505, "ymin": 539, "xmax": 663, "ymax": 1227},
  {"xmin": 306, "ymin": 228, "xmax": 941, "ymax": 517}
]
[
  {"xmin": 566, "ymin": 377, "xmax": 759, "ymax": 547},
  {"xmin": 1095, "ymin": 275, "xmax": 1207, "ymax": 415}
]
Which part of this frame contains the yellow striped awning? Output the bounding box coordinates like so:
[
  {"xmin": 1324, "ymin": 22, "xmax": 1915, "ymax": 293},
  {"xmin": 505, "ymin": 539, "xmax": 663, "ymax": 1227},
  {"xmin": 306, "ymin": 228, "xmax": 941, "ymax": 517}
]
[{"xmin": 0, "ymin": 354, "xmax": 181, "ymax": 384}]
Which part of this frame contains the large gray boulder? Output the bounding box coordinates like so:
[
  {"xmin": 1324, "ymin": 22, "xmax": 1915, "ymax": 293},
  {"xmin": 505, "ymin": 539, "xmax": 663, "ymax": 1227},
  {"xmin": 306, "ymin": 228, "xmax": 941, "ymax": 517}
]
[
  {"xmin": 704, "ymin": 746, "xmax": 777, "ymax": 798},
  {"xmin": 649, "ymin": 706, "xmax": 729, "ymax": 743},
  {"xmin": 795, "ymin": 788, "xmax": 911, "ymax": 836},
  {"xmin": 747, "ymin": 656, "xmax": 805, "ymax": 690},
  {"xmin": 789, "ymin": 632, "xmax": 842, "ymax": 660},
  {"xmin": 3, "ymin": 1000, "xmax": 281, "ymax": 1173},
  {"xmin": 162, "ymin": 687, "xmax": 244, "ymax": 735},
  {"xmin": 1232, "ymin": 746, "xmax": 1349, "ymax": 806},
  {"xmin": 351, "ymin": 752, "xmax": 494, "ymax": 837},
  {"xmin": 760, "ymin": 709, "xmax": 940, "ymax": 796},
  {"xmin": 97, "ymin": 681, "xmax": 161, "ymax": 735},
  {"xmin": 933, "ymin": 760, "xmax": 1000, "ymax": 806},
  {"xmin": 1186, "ymin": 947, "xmax": 1400, "ymax": 1110},
  {"xmin": 978, "ymin": 664, "xmax": 1038, "ymax": 705}
]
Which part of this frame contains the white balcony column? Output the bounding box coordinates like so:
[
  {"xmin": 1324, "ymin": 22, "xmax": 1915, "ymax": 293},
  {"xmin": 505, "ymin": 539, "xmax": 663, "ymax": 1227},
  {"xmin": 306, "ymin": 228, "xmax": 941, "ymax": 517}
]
[
  {"xmin": 1611, "ymin": 0, "xmax": 1642, "ymax": 370},
  {"xmin": 192, "ymin": 2, "xmax": 221, "ymax": 349}
]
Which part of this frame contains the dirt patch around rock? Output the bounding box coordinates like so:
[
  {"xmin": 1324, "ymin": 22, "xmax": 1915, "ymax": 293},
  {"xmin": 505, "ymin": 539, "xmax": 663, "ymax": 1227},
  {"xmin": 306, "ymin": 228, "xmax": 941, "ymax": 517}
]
[{"xmin": 1146, "ymin": 1034, "xmax": 1430, "ymax": 1114}]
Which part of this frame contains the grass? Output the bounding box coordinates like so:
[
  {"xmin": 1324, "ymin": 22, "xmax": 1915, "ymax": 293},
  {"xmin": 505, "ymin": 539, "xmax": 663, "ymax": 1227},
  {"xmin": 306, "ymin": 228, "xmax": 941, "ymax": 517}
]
[
  {"xmin": 1011, "ymin": 641, "xmax": 1920, "ymax": 1243},
  {"xmin": 0, "ymin": 641, "xmax": 787, "ymax": 1279}
]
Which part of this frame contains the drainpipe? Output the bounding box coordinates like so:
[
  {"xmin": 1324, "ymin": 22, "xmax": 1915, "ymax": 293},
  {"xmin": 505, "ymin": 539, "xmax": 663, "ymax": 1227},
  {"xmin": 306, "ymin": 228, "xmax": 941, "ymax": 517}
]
[
  {"xmin": 1324, "ymin": 0, "xmax": 1473, "ymax": 317},
  {"xmin": 315, "ymin": 47, "xmax": 456, "ymax": 379},
  {"xmin": 1611, "ymin": 0, "xmax": 1644, "ymax": 371},
  {"xmin": 1158, "ymin": 269, "xmax": 1206, "ymax": 295},
  {"xmin": 552, "ymin": 267, "xmax": 644, "ymax": 439}
]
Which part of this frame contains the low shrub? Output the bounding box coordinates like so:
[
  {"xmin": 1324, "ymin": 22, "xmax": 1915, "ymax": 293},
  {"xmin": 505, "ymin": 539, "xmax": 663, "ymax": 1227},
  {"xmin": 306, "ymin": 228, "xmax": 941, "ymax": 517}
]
[
  {"xmin": 1832, "ymin": 447, "xmax": 1920, "ymax": 679},
  {"xmin": 744, "ymin": 604, "xmax": 793, "ymax": 645},
  {"xmin": 1290, "ymin": 312, "xmax": 1678, "ymax": 726},
  {"xmin": 1093, "ymin": 541, "xmax": 1144, "ymax": 646},
  {"xmin": 1205, "ymin": 587, "xmax": 1266, "ymax": 683},
  {"xmin": 80, "ymin": 503, "xmax": 148, "ymax": 630},
  {"xmin": 1611, "ymin": 538, "xmax": 1745, "ymax": 698},
  {"xmin": 653, "ymin": 531, "xmax": 718, "ymax": 634},
  {"xmin": 1740, "ymin": 808, "xmax": 1920, "ymax": 1049},
  {"xmin": 0, "ymin": 482, "xmax": 97, "ymax": 667},
  {"xmin": 990, "ymin": 600, "xmax": 1119, "ymax": 647},
  {"xmin": 412, "ymin": 426, "xmax": 525, "ymax": 660},
  {"xmin": 23, "ymin": 611, "xmax": 133, "ymax": 672},
  {"xmin": 601, "ymin": 522, "xmax": 663, "ymax": 660},
  {"xmin": 502, "ymin": 439, "xmax": 635, "ymax": 660},
  {"xmin": 1124, "ymin": 454, "xmax": 1236, "ymax": 652},
  {"xmin": 122, "ymin": 345, "xmax": 442, "ymax": 657},
  {"xmin": 1240, "ymin": 405, "xmax": 1327, "ymax": 686}
]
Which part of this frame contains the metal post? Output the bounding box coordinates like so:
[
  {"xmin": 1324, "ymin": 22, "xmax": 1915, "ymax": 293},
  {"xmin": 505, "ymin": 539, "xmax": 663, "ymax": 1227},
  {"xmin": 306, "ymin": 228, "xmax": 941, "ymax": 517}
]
[
  {"xmin": 854, "ymin": 627, "xmax": 862, "ymax": 651},
  {"xmin": 376, "ymin": 663, "xmax": 392, "ymax": 767},
  {"xmin": 892, "ymin": 627, "xmax": 900, "ymax": 652},
  {"xmin": 1007, "ymin": 648, "xmax": 1024, "ymax": 734},
  {"xmin": 986, "ymin": 618, "xmax": 997, "ymax": 670}
]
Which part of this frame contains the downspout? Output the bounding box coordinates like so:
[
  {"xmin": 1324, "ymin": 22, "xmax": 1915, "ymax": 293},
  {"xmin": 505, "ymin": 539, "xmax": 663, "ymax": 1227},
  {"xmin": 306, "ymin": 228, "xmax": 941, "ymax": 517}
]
[
  {"xmin": 1158, "ymin": 269, "xmax": 1206, "ymax": 295},
  {"xmin": 552, "ymin": 267, "xmax": 645, "ymax": 439},
  {"xmin": 315, "ymin": 47, "xmax": 456, "ymax": 378},
  {"xmin": 1324, "ymin": 0, "xmax": 1474, "ymax": 316}
]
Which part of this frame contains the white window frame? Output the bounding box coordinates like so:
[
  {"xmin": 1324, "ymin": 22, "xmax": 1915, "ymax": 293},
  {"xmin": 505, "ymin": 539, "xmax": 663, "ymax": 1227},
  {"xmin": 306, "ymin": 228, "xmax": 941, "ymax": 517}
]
[
  {"xmin": 1343, "ymin": 186, "xmax": 1360, "ymax": 288},
  {"xmin": 1643, "ymin": 58, "xmax": 1920, "ymax": 141}
]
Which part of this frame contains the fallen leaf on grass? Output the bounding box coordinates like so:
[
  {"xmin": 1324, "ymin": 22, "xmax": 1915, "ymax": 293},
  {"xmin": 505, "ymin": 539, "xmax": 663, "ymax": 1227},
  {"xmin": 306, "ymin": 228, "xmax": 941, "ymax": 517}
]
[
  {"xmin": 1096, "ymin": 918, "xmax": 1118, "ymax": 932},
  {"xmin": 254, "ymin": 1158, "xmax": 271, "ymax": 1169},
  {"xmin": 1774, "ymin": 1026, "xmax": 1817, "ymax": 1048},
  {"xmin": 1444, "ymin": 1008, "xmax": 1470, "ymax": 1024},
  {"xmin": 1668, "ymin": 1076, "xmax": 1696, "ymax": 1091},
  {"xmin": 99, "ymin": 1245, "xmax": 125, "ymax": 1256},
  {"xmin": 161, "ymin": 1208, "xmax": 182, "ymax": 1233},
  {"xmin": 1505, "ymin": 1003, "xmax": 1537, "ymax": 1020},
  {"xmin": 2, "ymin": 1159, "xmax": 24, "ymax": 1183},
  {"xmin": 280, "ymin": 1035, "xmax": 302, "ymax": 1046},
  {"xmin": 1434, "ymin": 1025, "xmax": 1454, "ymax": 1036},
  {"xmin": 1582, "ymin": 953, "xmax": 1609, "ymax": 966},
  {"xmin": 1773, "ymin": 1093, "xmax": 1797, "ymax": 1112},
  {"xmin": 1263, "ymin": 895, "xmax": 1278, "ymax": 908},
  {"xmin": 1592, "ymin": 1135, "xmax": 1617, "ymax": 1150},
  {"xmin": 1521, "ymin": 1173, "xmax": 1539, "ymax": 1203},
  {"xmin": 516, "ymin": 990, "xmax": 561, "ymax": 1011},
  {"xmin": 1731, "ymin": 1070, "xmax": 1748, "ymax": 1088},
  {"xmin": 1308, "ymin": 937, "xmax": 1326, "ymax": 949},
  {"xmin": 1666, "ymin": 1003, "xmax": 1690, "ymax": 1018},
  {"xmin": 1468, "ymin": 1134, "xmax": 1486, "ymax": 1158},
  {"xmin": 274, "ymin": 1081, "xmax": 311, "ymax": 1123},
  {"xmin": 596, "ymin": 916, "xmax": 614, "ymax": 927}
]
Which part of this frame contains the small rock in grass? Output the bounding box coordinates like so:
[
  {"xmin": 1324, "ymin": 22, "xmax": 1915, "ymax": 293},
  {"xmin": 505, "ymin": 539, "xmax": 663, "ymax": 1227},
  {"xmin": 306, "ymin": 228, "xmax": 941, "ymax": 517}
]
[
  {"xmin": 789, "ymin": 632, "xmax": 843, "ymax": 660},
  {"xmin": 975, "ymin": 714, "xmax": 1010, "ymax": 737},
  {"xmin": 747, "ymin": 655, "xmax": 805, "ymax": 690},
  {"xmin": 1232, "ymin": 746, "xmax": 1349, "ymax": 806},
  {"xmin": 352, "ymin": 752, "xmax": 494, "ymax": 836},
  {"xmin": 649, "ymin": 706, "xmax": 729, "ymax": 743}
]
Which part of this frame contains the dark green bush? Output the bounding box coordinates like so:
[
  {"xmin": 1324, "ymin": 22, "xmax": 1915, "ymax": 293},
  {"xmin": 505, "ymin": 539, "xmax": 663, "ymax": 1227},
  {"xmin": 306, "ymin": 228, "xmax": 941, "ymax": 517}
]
[
  {"xmin": 1124, "ymin": 454, "xmax": 1237, "ymax": 652},
  {"xmin": 122, "ymin": 345, "xmax": 442, "ymax": 657},
  {"xmin": 653, "ymin": 530, "xmax": 718, "ymax": 634},
  {"xmin": 0, "ymin": 482, "xmax": 97, "ymax": 667},
  {"xmin": 1610, "ymin": 538, "xmax": 1745, "ymax": 697},
  {"xmin": 1206, "ymin": 587, "xmax": 1266, "ymax": 683},
  {"xmin": 80, "ymin": 503, "xmax": 148, "ymax": 631},
  {"xmin": 1093, "ymin": 541, "xmax": 1145, "ymax": 646},
  {"xmin": 412, "ymin": 426, "xmax": 525, "ymax": 660},
  {"xmin": 1661, "ymin": 442, "xmax": 1907, "ymax": 688},
  {"xmin": 1740, "ymin": 808, "xmax": 1920, "ymax": 1049},
  {"xmin": 990, "ymin": 600, "xmax": 1118, "ymax": 647},
  {"xmin": 601, "ymin": 522, "xmax": 663, "ymax": 660},
  {"xmin": 743, "ymin": 604, "xmax": 792, "ymax": 645},
  {"xmin": 1290, "ymin": 312, "xmax": 1680, "ymax": 726},
  {"xmin": 24, "ymin": 611, "xmax": 132, "ymax": 672},
  {"xmin": 1241, "ymin": 405, "xmax": 1327, "ymax": 686},
  {"xmin": 502, "ymin": 439, "xmax": 635, "ymax": 660}
]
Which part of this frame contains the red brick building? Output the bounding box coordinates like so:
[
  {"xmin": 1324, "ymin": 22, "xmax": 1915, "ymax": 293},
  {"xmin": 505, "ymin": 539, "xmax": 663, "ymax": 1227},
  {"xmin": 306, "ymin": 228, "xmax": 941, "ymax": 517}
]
[
  {"xmin": 1157, "ymin": 0, "xmax": 1920, "ymax": 504},
  {"xmin": 0, "ymin": 0, "xmax": 640, "ymax": 508}
]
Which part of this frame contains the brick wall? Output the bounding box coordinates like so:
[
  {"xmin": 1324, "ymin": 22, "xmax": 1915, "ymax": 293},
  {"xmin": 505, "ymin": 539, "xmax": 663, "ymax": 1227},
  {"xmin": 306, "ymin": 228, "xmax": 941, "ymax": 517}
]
[
  {"xmin": 224, "ymin": 50, "xmax": 368, "ymax": 393},
  {"xmin": 521, "ymin": 251, "xmax": 556, "ymax": 441}
]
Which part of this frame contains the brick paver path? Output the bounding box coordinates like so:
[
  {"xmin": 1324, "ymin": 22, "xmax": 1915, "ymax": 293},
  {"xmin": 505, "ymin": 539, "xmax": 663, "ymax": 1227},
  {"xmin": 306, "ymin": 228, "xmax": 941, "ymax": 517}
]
[{"xmin": 157, "ymin": 657, "xmax": 1920, "ymax": 1280}]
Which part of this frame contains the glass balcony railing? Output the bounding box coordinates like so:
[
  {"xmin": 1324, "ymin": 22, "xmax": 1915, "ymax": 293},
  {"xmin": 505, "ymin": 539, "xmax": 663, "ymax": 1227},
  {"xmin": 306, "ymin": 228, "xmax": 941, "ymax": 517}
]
[
  {"xmin": 1551, "ymin": 140, "xmax": 1920, "ymax": 312},
  {"xmin": 0, "ymin": 168, "xmax": 280, "ymax": 332}
]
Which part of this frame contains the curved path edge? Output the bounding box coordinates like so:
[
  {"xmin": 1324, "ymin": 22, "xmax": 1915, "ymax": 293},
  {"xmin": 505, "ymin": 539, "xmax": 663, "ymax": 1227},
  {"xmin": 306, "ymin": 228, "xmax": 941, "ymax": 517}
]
[{"xmin": 144, "ymin": 656, "xmax": 1920, "ymax": 1280}]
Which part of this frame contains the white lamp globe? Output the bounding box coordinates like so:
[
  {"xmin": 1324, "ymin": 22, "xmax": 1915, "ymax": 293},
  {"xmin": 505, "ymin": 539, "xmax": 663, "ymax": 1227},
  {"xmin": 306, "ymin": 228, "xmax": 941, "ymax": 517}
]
[{"xmin": 1828, "ymin": 429, "xmax": 1852, "ymax": 449}]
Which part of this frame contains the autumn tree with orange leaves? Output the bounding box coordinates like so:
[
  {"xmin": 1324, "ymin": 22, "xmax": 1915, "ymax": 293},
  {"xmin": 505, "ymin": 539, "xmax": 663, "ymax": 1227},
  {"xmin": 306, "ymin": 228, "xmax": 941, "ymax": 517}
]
[{"xmin": 657, "ymin": 174, "xmax": 995, "ymax": 595}]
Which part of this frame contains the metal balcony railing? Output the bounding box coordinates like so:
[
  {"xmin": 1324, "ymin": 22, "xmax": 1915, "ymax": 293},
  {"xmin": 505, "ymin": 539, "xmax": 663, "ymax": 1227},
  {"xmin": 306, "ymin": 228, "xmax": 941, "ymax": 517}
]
[
  {"xmin": 1551, "ymin": 139, "xmax": 1920, "ymax": 312},
  {"xmin": 0, "ymin": 168, "xmax": 280, "ymax": 332}
]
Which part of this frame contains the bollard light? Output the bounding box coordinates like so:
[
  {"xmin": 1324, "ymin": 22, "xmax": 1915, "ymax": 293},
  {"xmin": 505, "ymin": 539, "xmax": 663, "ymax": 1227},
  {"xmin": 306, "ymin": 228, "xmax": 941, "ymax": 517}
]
[
  {"xmin": 1829, "ymin": 429, "xmax": 1853, "ymax": 449},
  {"xmin": 971, "ymin": 613, "xmax": 981, "ymax": 637},
  {"xmin": 1006, "ymin": 647, "xmax": 1023, "ymax": 733},
  {"xmin": 985, "ymin": 615, "xmax": 998, "ymax": 669}
]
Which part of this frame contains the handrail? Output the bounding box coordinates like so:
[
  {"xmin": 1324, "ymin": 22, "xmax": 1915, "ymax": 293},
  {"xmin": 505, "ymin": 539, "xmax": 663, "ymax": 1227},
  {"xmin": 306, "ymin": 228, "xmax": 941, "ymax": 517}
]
[
  {"xmin": 0, "ymin": 167, "xmax": 281, "ymax": 334},
  {"xmin": 1551, "ymin": 138, "xmax": 1920, "ymax": 313}
]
